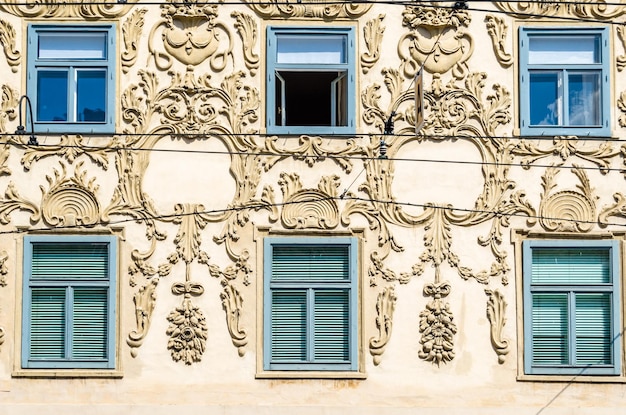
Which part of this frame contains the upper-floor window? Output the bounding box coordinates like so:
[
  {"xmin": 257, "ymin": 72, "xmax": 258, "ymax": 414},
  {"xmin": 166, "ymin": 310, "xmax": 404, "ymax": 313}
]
[
  {"xmin": 266, "ymin": 27, "xmax": 356, "ymax": 135},
  {"xmin": 519, "ymin": 27, "xmax": 610, "ymax": 137},
  {"xmin": 263, "ymin": 237, "xmax": 358, "ymax": 373},
  {"xmin": 522, "ymin": 239, "xmax": 622, "ymax": 376},
  {"xmin": 22, "ymin": 235, "xmax": 117, "ymax": 370},
  {"xmin": 27, "ymin": 25, "xmax": 116, "ymax": 134}
]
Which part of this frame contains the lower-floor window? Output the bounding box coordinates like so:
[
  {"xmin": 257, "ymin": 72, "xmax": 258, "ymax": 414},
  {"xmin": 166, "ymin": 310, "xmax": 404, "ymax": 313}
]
[
  {"xmin": 523, "ymin": 239, "xmax": 621, "ymax": 376},
  {"xmin": 263, "ymin": 237, "xmax": 358, "ymax": 371},
  {"xmin": 22, "ymin": 235, "xmax": 117, "ymax": 369}
]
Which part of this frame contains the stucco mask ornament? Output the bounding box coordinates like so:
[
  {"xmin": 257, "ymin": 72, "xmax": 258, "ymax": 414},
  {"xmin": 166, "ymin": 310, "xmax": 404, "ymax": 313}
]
[
  {"xmin": 149, "ymin": 1, "xmax": 233, "ymax": 71},
  {"xmin": 399, "ymin": 5, "xmax": 473, "ymax": 80}
]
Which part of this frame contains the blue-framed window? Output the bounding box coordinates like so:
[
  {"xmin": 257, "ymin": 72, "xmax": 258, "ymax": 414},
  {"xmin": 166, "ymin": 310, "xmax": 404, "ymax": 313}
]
[
  {"xmin": 27, "ymin": 25, "xmax": 116, "ymax": 134},
  {"xmin": 22, "ymin": 235, "xmax": 117, "ymax": 369},
  {"xmin": 519, "ymin": 27, "xmax": 610, "ymax": 137},
  {"xmin": 266, "ymin": 27, "xmax": 356, "ymax": 135},
  {"xmin": 523, "ymin": 239, "xmax": 622, "ymax": 376},
  {"xmin": 263, "ymin": 237, "xmax": 358, "ymax": 371}
]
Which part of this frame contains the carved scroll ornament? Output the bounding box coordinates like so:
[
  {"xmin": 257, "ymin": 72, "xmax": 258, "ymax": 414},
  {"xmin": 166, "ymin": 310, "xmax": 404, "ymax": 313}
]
[
  {"xmin": 244, "ymin": 0, "xmax": 372, "ymax": 19},
  {"xmin": 0, "ymin": 0, "xmax": 137, "ymax": 18},
  {"xmin": 369, "ymin": 286, "xmax": 397, "ymax": 365},
  {"xmin": 485, "ymin": 289, "xmax": 510, "ymax": 364},
  {"xmin": 0, "ymin": 19, "xmax": 20, "ymax": 73},
  {"xmin": 278, "ymin": 173, "xmax": 340, "ymax": 230},
  {"xmin": 493, "ymin": 0, "xmax": 626, "ymax": 19}
]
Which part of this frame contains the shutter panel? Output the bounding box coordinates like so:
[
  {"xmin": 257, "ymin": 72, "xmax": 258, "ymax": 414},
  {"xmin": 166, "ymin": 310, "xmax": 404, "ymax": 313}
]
[
  {"xmin": 531, "ymin": 248, "xmax": 610, "ymax": 284},
  {"xmin": 272, "ymin": 245, "xmax": 349, "ymax": 281},
  {"xmin": 575, "ymin": 293, "xmax": 612, "ymax": 365},
  {"xmin": 271, "ymin": 290, "xmax": 306, "ymax": 362},
  {"xmin": 531, "ymin": 293, "xmax": 568, "ymax": 365},
  {"xmin": 30, "ymin": 288, "xmax": 66, "ymax": 359},
  {"xmin": 32, "ymin": 243, "xmax": 109, "ymax": 280},
  {"xmin": 73, "ymin": 288, "xmax": 108, "ymax": 359},
  {"xmin": 314, "ymin": 290, "xmax": 349, "ymax": 362}
]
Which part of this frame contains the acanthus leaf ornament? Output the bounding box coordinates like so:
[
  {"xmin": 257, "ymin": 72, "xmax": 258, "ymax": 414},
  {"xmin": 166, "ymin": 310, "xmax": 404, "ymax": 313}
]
[
  {"xmin": 0, "ymin": 0, "xmax": 137, "ymax": 18},
  {"xmin": 369, "ymin": 286, "xmax": 397, "ymax": 365},
  {"xmin": 485, "ymin": 289, "xmax": 510, "ymax": 364},
  {"xmin": 361, "ymin": 15, "xmax": 385, "ymax": 75},
  {"xmin": 121, "ymin": 8, "xmax": 147, "ymax": 74},
  {"xmin": 484, "ymin": 15, "xmax": 513, "ymax": 68},
  {"xmin": 493, "ymin": 1, "xmax": 626, "ymax": 19},
  {"xmin": 0, "ymin": 19, "xmax": 20, "ymax": 73}
]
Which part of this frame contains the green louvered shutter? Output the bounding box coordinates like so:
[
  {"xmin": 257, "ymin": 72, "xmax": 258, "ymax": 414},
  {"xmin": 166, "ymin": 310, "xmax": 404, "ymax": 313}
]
[
  {"xmin": 526, "ymin": 243, "xmax": 619, "ymax": 375},
  {"xmin": 24, "ymin": 237, "xmax": 115, "ymax": 369},
  {"xmin": 267, "ymin": 240, "xmax": 355, "ymax": 370}
]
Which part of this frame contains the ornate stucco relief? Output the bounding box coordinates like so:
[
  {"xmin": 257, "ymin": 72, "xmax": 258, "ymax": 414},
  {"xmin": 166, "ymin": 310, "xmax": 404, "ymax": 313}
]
[
  {"xmin": 485, "ymin": 289, "xmax": 509, "ymax": 364},
  {"xmin": 231, "ymin": 12, "xmax": 259, "ymax": 77},
  {"xmin": 243, "ymin": 0, "xmax": 372, "ymax": 19},
  {"xmin": 0, "ymin": 19, "xmax": 20, "ymax": 73},
  {"xmin": 369, "ymin": 286, "xmax": 396, "ymax": 365},
  {"xmin": 278, "ymin": 173, "xmax": 340, "ymax": 230},
  {"xmin": 619, "ymin": 92, "xmax": 626, "ymax": 128},
  {"xmin": 361, "ymin": 15, "xmax": 385, "ymax": 75},
  {"xmin": 618, "ymin": 26, "xmax": 626, "ymax": 72},
  {"xmin": 127, "ymin": 278, "xmax": 158, "ymax": 357},
  {"xmin": 493, "ymin": 1, "xmax": 626, "ymax": 19},
  {"xmin": 538, "ymin": 166, "xmax": 597, "ymax": 233},
  {"xmin": 0, "ymin": 0, "xmax": 137, "ymax": 18},
  {"xmin": 148, "ymin": 2, "xmax": 233, "ymax": 71},
  {"xmin": 122, "ymin": 8, "xmax": 147, "ymax": 74},
  {"xmin": 484, "ymin": 15, "xmax": 513, "ymax": 68},
  {"xmin": 418, "ymin": 281, "xmax": 456, "ymax": 365}
]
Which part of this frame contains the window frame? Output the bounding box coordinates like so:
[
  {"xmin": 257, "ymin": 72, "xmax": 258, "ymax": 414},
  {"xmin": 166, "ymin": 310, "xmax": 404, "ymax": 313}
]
[
  {"xmin": 262, "ymin": 236, "xmax": 359, "ymax": 373},
  {"xmin": 21, "ymin": 235, "xmax": 117, "ymax": 370},
  {"xmin": 27, "ymin": 24, "xmax": 116, "ymax": 134},
  {"xmin": 266, "ymin": 26, "xmax": 356, "ymax": 136},
  {"xmin": 522, "ymin": 239, "xmax": 622, "ymax": 377},
  {"xmin": 519, "ymin": 27, "xmax": 611, "ymax": 137}
]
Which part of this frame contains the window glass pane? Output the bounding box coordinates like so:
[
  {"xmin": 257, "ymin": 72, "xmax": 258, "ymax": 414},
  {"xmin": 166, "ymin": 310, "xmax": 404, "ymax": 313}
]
[
  {"xmin": 568, "ymin": 72, "xmax": 601, "ymax": 126},
  {"xmin": 532, "ymin": 293, "xmax": 568, "ymax": 366},
  {"xmin": 77, "ymin": 70, "xmax": 106, "ymax": 122},
  {"xmin": 314, "ymin": 290, "xmax": 349, "ymax": 362},
  {"xmin": 575, "ymin": 293, "xmax": 612, "ymax": 365},
  {"xmin": 531, "ymin": 248, "xmax": 611, "ymax": 284},
  {"xmin": 271, "ymin": 291, "xmax": 306, "ymax": 362},
  {"xmin": 528, "ymin": 35, "xmax": 599, "ymax": 64},
  {"xmin": 277, "ymin": 35, "xmax": 346, "ymax": 64},
  {"xmin": 529, "ymin": 72, "xmax": 560, "ymax": 126},
  {"xmin": 38, "ymin": 32, "xmax": 106, "ymax": 60},
  {"xmin": 37, "ymin": 71, "xmax": 68, "ymax": 122},
  {"xmin": 30, "ymin": 288, "xmax": 66, "ymax": 359}
]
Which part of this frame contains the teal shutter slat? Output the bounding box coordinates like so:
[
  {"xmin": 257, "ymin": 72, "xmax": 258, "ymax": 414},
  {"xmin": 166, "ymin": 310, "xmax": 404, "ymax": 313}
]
[
  {"xmin": 271, "ymin": 291, "xmax": 307, "ymax": 362},
  {"xmin": 32, "ymin": 243, "xmax": 109, "ymax": 280},
  {"xmin": 575, "ymin": 293, "xmax": 612, "ymax": 365},
  {"xmin": 531, "ymin": 249, "xmax": 610, "ymax": 284},
  {"xmin": 531, "ymin": 293, "xmax": 568, "ymax": 365},
  {"xmin": 73, "ymin": 288, "xmax": 108, "ymax": 359},
  {"xmin": 272, "ymin": 246, "xmax": 349, "ymax": 281},
  {"xmin": 30, "ymin": 288, "xmax": 66, "ymax": 359},
  {"xmin": 314, "ymin": 290, "xmax": 349, "ymax": 362}
]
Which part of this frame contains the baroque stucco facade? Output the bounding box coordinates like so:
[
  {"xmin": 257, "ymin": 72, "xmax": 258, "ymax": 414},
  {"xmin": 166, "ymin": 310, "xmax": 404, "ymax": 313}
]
[{"xmin": 0, "ymin": 0, "xmax": 625, "ymax": 413}]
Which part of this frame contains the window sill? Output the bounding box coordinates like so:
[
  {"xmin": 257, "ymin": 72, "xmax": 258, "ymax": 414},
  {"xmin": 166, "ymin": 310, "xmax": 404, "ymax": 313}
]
[
  {"xmin": 517, "ymin": 374, "xmax": 625, "ymax": 384},
  {"xmin": 256, "ymin": 370, "xmax": 366, "ymax": 380},
  {"xmin": 12, "ymin": 369, "xmax": 123, "ymax": 378}
]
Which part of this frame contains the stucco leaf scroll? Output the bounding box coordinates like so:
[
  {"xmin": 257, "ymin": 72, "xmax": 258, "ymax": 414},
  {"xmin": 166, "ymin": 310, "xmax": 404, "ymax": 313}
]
[
  {"xmin": 167, "ymin": 281, "xmax": 208, "ymax": 365},
  {"xmin": 0, "ymin": 250, "xmax": 7, "ymax": 287},
  {"xmin": 618, "ymin": 26, "xmax": 626, "ymax": 72},
  {"xmin": 513, "ymin": 137, "xmax": 618, "ymax": 175},
  {"xmin": 0, "ymin": 84, "xmax": 18, "ymax": 135},
  {"xmin": 361, "ymin": 15, "xmax": 385, "ymax": 75},
  {"xmin": 122, "ymin": 8, "xmax": 147, "ymax": 74},
  {"xmin": 484, "ymin": 15, "xmax": 513, "ymax": 68},
  {"xmin": 243, "ymin": 0, "xmax": 372, "ymax": 19},
  {"xmin": 369, "ymin": 286, "xmax": 397, "ymax": 365},
  {"xmin": 493, "ymin": 1, "xmax": 626, "ymax": 19},
  {"xmin": 0, "ymin": 19, "xmax": 20, "ymax": 73},
  {"xmin": 0, "ymin": 0, "xmax": 136, "ymax": 18},
  {"xmin": 539, "ymin": 166, "xmax": 596, "ymax": 233},
  {"xmin": 419, "ymin": 281, "xmax": 456, "ymax": 365},
  {"xmin": 0, "ymin": 182, "xmax": 40, "ymax": 225},
  {"xmin": 20, "ymin": 134, "xmax": 111, "ymax": 172},
  {"xmin": 485, "ymin": 289, "xmax": 510, "ymax": 364},
  {"xmin": 599, "ymin": 192, "xmax": 626, "ymax": 226},
  {"xmin": 619, "ymin": 91, "xmax": 626, "ymax": 129},
  {"xmin": 40, "ymin": 161, "xmax": 101, "ymax": 228},
  {"xmin": 232, "ymin": 12, "xmax": 260, "ymax": 76},
  {"xmin": 127, "ymin": 278, "xmax": 158, "ymax": 358}
]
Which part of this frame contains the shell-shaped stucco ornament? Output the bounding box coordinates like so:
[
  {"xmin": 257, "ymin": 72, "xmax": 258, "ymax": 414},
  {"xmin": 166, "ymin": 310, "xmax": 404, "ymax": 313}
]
[
  {"xmin": 282, "ymin": 190, "xmax": 339, "ymax": 230},
  {"xmin": 244, "ymin": 0, "xmax": 372, "ymax": 19},
  {"xmin": 40, "ymin": 162, "xmax": 100, "ymax": 227},
  {"xmin": 538, "ymin": 166, "xmax": 596, "ymax": 232},
  {"xmin": 399, "ymin": 5, "xmax": 473, "ymax": 78}
]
